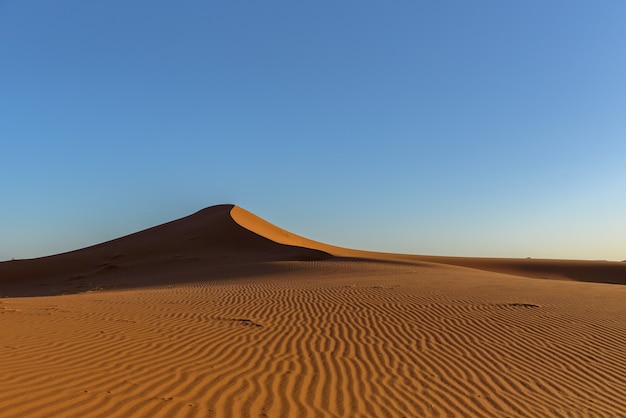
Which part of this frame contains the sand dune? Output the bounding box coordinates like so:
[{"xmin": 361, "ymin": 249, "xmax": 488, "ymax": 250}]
[{"xmin": 1, "ymin": 204, "xmax": 625, "ymax": 417}]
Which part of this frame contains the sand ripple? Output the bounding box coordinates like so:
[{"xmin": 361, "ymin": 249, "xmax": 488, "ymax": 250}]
[{"xmin": 2, "ymin": 260, "xmax": 625, "ymax": 417}]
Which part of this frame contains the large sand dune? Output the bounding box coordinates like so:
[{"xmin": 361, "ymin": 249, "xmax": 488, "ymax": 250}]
[{"xmin": 1, "ymin": 205, "xmax": 625, "ymax": 417}]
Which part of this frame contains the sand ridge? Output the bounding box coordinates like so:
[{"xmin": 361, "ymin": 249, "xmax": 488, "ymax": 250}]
[{"xmin": 1, "ymin": 204, "xmax": 625, "ymax": 417}]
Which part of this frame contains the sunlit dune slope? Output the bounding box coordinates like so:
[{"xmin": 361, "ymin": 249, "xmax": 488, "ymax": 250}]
[
  {"xmin": 232, "ymin": 206, "xmax": 626, "ymax": 284},
  {"xmin": 231, "ymin": 206, "xmax": 626, "ymax": 284}
]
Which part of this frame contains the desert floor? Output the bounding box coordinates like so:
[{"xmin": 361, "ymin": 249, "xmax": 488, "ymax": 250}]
[{"xmin": 1, "ymin": 205, "xmax": 625, "ymax": 417}]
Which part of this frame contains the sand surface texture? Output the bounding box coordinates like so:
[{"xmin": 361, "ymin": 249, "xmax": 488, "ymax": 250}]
[{"xmin": 1, "ymin": 205, "xmax": 625, "ymax": 417}]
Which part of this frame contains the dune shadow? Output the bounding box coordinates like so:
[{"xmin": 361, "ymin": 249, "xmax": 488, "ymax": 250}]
[{"xmin": 0, "ymin": 251, "xmax": 333, "ymax": 298}]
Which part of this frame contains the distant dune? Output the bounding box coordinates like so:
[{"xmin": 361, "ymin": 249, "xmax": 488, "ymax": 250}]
[{"xmin": 1, "ymin": 205, "xmax": 625, "ymax": 417}]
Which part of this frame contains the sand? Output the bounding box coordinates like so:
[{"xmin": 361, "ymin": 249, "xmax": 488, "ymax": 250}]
[{"xmin": 1, "ymin": 205, "xmax": 625, "ymax": 417}]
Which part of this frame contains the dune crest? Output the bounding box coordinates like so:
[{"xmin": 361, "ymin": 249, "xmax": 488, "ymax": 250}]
[{"xmin": 229, "ymin": 205, "xmax": 355, "ymax": 256}]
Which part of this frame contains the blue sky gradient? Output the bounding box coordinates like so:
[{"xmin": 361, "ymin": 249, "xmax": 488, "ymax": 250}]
[{"xmin": 2, "ymin": 1, "xmax": 625, "ymax": 261}]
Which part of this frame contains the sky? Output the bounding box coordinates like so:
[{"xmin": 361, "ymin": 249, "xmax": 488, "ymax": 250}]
[{"xmin": 1, "ymin": 1, "xmax": 625, "ymax": 261}]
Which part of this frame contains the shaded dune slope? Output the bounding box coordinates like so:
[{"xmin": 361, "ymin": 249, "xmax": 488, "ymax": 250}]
[{"xmin": 0, "ymin": 205, "xmax": 330, "ymax": 296}]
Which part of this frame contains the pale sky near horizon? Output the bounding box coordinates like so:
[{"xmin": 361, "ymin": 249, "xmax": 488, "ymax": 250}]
[{"xmin": 1, "ymin": 1, "xmax": 625, "ymax": 261}]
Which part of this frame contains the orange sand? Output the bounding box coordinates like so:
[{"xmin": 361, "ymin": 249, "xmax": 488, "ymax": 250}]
[{"xmin": 1, "ymin": 205, "xmax": 625, "ymax": 417}]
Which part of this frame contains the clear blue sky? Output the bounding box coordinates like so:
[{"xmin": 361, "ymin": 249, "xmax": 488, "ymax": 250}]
[{"xmin": 2, "ymin": 1, "xmax": 625, "ymax": 261}]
